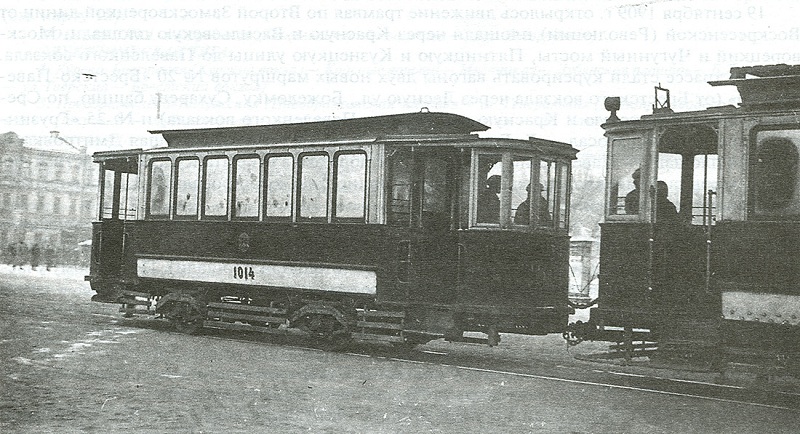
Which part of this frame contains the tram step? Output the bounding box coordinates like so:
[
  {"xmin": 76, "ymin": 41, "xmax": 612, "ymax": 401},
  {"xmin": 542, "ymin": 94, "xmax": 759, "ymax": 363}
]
[
  {"xmin": 608, "ymin": 342, "xmax": 659, "ymax": 352},
  {"xmin": 356, "ymin": 321, "xmax": 404, "ymax": 330},
  {"xmin": 445, "ymin": 335, "xmax": 489, "ymax": 345},
  {"xmin": 119, "ymin": 307, "xmax": 157, "ymax": 315},
  {"xmin": 119, "ymin": 298, "xmax": 153, "ymax": 306},
  {"xmin": 121, "ymin": 291, "xmax": 151, "ymax": 298},
  {"xmin": 203, "ymin": 320, "xmax": 289, "ymax": 335},
  {"xmin": 357, "ymin": 310, "xmax": 405, "ymax": 319},
  {"xmin": 207, "ymin": 302, "xmax": 287, "ymax": 315},
  {"xmin": 352, "ymin": 332, "xmax": 404, "ymax": 343},
  {"xmin": 207, "ymin": 309, "xmax": 286, "ymax": 324}
]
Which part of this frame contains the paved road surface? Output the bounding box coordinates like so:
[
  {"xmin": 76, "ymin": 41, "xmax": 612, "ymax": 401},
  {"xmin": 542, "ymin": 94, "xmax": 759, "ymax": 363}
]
[{"xmin": 1, "ymin": 266, "xmax": 798, "ymax": 433}]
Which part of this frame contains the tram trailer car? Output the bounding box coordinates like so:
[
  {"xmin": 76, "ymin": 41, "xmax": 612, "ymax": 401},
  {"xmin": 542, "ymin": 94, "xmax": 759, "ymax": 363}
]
[
  {"xmin": 573, "ymin": 64, "xmax": 800, "ymax": 364},
  {"xmin": 87, "ymin": 112, "xmax": 577, "ymax": 346}
]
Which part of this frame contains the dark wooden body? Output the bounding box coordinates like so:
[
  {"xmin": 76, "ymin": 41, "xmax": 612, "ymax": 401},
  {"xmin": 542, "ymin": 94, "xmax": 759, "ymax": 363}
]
[{"xmin": 91, "ymin": 220, "xmax": 570, "ymax": 335}]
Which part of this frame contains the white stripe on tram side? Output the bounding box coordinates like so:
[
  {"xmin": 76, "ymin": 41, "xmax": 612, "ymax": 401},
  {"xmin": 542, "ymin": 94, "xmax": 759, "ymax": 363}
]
[{"xmin": 137, "ymin": 258, "xmax": 377, "ymax": 295}]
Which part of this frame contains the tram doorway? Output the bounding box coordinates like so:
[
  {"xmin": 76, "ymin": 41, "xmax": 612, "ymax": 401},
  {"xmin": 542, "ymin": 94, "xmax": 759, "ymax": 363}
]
[
  {"xmin": 92, "ymin": 155, "xmax": 139, "ymax": 282},
  {"xmin": 386, "ymin": 147, "xmax": 461, "ymax": 305}
]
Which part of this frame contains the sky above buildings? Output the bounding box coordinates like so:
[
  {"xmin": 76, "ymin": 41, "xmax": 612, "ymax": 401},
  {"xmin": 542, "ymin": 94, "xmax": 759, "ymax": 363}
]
[{"xmin": 1, "ymin": 0, "xmax": 797, "ymax": 171}]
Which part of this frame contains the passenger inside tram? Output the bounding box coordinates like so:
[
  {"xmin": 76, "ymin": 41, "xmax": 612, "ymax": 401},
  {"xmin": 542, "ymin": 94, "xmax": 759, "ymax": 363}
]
[
  {"xmin": 477, "ymin": 174, "xmax": 501, "ymax": 223},
  {"xmin": 655, "ymin": 180, "xmax": 679, "ymax": 223},
  {"xmin": 624, "ymin": 168, "xmax": 641, "ymax": 215},
  {"xmin": 514, "ymin": 183, "xmax": 552, "ymax": 226}
]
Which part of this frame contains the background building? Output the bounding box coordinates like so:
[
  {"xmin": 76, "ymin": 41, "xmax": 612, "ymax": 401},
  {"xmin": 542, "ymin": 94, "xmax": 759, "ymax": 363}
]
[{"xmin": 0, "ymin": 131, "xmax": 97, "ymax": 267}]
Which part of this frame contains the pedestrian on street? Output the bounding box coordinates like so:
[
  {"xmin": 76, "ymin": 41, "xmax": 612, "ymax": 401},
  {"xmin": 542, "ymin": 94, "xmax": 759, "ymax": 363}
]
[
  {"xmin": 45, "ymin": 245, "xmax": 56, "ymax": 271},
  {"xmin": 13, "ymin": 241, "xmax": 26, "ymax": 269},
  {"xmin": 30, "ymin": 243, "xmax": 41, "ymax": 271}
]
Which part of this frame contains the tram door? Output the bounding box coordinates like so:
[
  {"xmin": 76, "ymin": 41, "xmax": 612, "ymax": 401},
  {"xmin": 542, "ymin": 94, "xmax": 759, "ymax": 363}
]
[
  {"xmin": 94, "ymin": 157, "xmax": 138, "ymax": 279},
  {"xmin": 653, "ymin": 125, "xmax": 718, "ymax": 317},
  {"xmin": 386, "ymin": 148, "xmax": 460, "ymax": 304}
]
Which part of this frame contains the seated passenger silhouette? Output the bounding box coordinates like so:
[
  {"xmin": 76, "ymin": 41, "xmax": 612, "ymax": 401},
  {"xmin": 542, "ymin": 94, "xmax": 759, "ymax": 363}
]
[
  {"xmin": 514, "ymin": 183, "xmax": 552, "ymax": 226},
  {"xmin": 477, "ymin": 175, "xmax": 501, "ymax": 223},
  {"xmin": 655, "ymin": 180, "xmax": 679, "ymax": 223},
  {"xmin": 625, "ymin": 168, "xmax": 641, "ymax": 214}
]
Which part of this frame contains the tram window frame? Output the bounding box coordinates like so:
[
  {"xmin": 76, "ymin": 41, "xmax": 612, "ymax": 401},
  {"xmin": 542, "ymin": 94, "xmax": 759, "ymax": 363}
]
[
  {"xmin": 232, "ymin": 154, "xmax": 261, "ymax": 220},
  {"xmin": 264, "ymin": 154, "xmax": 294, "ymax": 222},
  {"xmin": 386, "ymin": 148, "xmax": 413, "ymax": 227},
  {"xmin": 297, "ymin": 152, "xmax": 330, "ymax": 222},
  {"xmin": 146, "ymin": 158, "xmax": 172, "ymax": 219},
  {"xmin": 474, "ymin": 153, "xmax": 503, "ymax": 226},
  {"xmin": 333, "ymin": 151, "xmax": 367, "ymax": 223},
  {"xmin": 606, "ymin": 136, "xmax": 647, "ymax": 220},
  {"xmin": 173, "ymin": 157, "xmax": 200, "ymax": 220},
  {"xmin": 420, "ymin": 152, "xmax": 452, "ymax": 230},
  {"xmin": 749, "ymin": 127, "xmax": 800, "ymax": 219},
  {"xmin": 510, "ymin": 156, "xmax": 534, "ymax": 227},
  {"xmin": 201, "ymin": 156, "xmax": 230, "ymax": 220},
  {"xmin": 472, "ymin": 151, "xmax": 569, "ymax": 230},
  {"xmin": 537, "ymin": 159, "xmax": 558, "ymax": 229},
  {"xmin": 101, "ymin": 167, "xmax": 116, "ymax": 219},
  {"xmin": 117, "ymin": 173, "xmax": 138, "ymax": 220},
  {"xmin": 557, "ymin": 162, "xmax": 571, "ymax": 229}
]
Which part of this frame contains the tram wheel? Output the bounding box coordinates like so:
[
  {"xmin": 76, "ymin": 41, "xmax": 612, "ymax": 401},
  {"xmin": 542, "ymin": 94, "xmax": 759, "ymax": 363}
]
[{"xmin": 166, "ymin": 301, "xmax": 204, "ymax": 335}]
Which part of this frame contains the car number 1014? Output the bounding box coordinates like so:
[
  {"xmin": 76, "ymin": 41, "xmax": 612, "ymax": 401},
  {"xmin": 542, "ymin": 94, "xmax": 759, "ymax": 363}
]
[{"xmin": 233, "ymin": 266, "xmax": 255, "ymax": 280}]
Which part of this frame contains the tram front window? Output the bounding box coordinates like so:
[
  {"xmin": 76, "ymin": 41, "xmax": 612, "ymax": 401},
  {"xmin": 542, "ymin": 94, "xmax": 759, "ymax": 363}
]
[
  {"xmin": 656, "ymin": 125, "xmax": 718, "ymax": 225},
  {"xmin": 511, "ymin": 158, "xmax": 531, "ymax": 225},
  {"xmin": 607, "ymin": 137, "xmax": 646, "ymax": 217},
  {"xmin": 476, "ymin": 154, "xmax": 502, "ymax": 224}
]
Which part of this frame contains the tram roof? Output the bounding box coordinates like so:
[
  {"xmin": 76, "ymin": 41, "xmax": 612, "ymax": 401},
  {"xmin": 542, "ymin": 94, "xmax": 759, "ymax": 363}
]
[{"xmin": 149, "ymin": 111, "xmax": 491, "ymax": 148}]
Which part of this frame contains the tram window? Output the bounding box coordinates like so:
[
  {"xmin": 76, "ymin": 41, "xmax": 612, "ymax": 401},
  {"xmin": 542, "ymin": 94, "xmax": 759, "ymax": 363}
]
[
  {"xmin": 102, "ymin": 169, "xmax": 115, "ymax": 219},
  {"xmin": 753, "ymin": 132, "xmax": 800, "ymax": 216},
  {"xmin": 558, "ymin": 163, "xmax": 570, "ymax": 229},
  {"xmin": 387, "ymin": 149, "xmax": 412, "ymax": 226},
  {"xmin": 265, "ymin": 155, "xmax": 293, "ymax": 219},
  {"xmin": 299, "ymin": 154, "xmax": 329, "ymax": 220},
  {"xmin": 423, "ymin": 157, "xmax": 448, "ymax": 214},
  {"xmin": 334, "ymin": 152, "xmax": 366, "ymax": 220},
  {"xmin": 538, "ymin": 160, "xmax": 555, "ymax": 227},
  {"xmin": 118, "ymin": 174, "xmax": 138, "ymax": 220},
  {"xmin": 203, "ymin": 157, "xmax": 229, "ymax": 218},
  {"xmin": 422, "ymin": 156, "xmax": 450, "ymax": 229},
  {"xmin": 657, "ymin": 152, "xmax": 683, "ymax": 216},
  {"xmin": 148, "ymin": 160, "xmax": 171, "ymax": 217},
  {"xmin": 511, "ymin": 157, "xmax": 532, "ymax": 225},
  {"xmin": 476, "ymin": 154, "xmax": 502, "ymax": 224},
  {"xmin": 607, "ymin": 137, "xmax": 645, "ymax": 216},
  {"xmin": 692, "ymin": 154, "xmax": 717, "ymax": 225},
  {"xmin": 175, "ymin": 159, "xmax": 199, "ymax": 218},
  {"xmin": 233, "ymin": 156, "xmax": 260, "ymax": 219}
]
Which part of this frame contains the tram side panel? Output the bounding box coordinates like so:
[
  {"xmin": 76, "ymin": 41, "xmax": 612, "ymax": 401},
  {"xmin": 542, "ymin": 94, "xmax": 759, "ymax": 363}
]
[
  {"xmin": 94, "ymin": 218, "xmax": 570, "ymax": 337},
  {"xmin": 713, "ymin": 221, "xmax": 800, "ymax": 354},
  {"xmin": 595, "ymin": 222, "xmax": 713, "ymax": 334},
  {"xmin": 126, "ymin": 221, "xmax": 398, "ymax": 300},
  {"xmin": 459, "ymin": 230, "xmax": 571, "ymax": 334}
]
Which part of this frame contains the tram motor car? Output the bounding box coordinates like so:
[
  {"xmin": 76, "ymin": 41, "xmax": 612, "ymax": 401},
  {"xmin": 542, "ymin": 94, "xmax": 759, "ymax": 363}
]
[
  {"xmin": 567, "ymin": 64, "xmax": 800, "ymax": 365},
  {"xmin": 86, "ymin": 111, "xmax": 578, "ymax": 347}
]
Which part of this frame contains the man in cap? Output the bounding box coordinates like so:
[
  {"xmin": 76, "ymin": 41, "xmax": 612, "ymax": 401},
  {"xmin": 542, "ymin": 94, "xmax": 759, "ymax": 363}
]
[{"xmin": 624, "ymin": 168, "xmax": 641, "ymax": 214}]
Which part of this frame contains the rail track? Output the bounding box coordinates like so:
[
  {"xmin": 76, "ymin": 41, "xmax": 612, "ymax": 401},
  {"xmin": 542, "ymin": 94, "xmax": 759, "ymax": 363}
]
[{"xmin": 118, "ymin": 316, "xmax": 800, "ymax": 412}]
